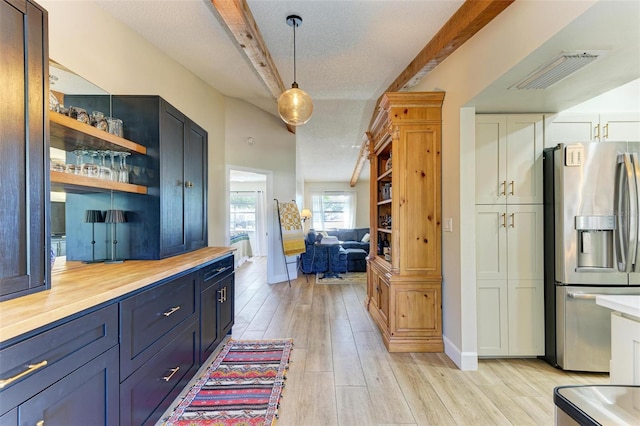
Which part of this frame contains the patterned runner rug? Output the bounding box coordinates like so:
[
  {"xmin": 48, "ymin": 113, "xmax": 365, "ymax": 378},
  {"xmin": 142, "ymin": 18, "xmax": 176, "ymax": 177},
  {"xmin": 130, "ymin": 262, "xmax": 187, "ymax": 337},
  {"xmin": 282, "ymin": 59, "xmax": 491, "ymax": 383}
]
[{"xmin": 164, "ymin": 339, "xmax": 293, "ymax": 426}]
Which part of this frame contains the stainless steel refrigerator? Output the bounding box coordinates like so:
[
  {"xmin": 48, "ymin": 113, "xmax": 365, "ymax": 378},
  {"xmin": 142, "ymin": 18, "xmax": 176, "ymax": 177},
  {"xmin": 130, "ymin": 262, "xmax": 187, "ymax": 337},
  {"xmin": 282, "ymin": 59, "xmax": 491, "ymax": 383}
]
[{"xmin": 543, "ymin": 141, "xmax": 640, "ymax": 372}]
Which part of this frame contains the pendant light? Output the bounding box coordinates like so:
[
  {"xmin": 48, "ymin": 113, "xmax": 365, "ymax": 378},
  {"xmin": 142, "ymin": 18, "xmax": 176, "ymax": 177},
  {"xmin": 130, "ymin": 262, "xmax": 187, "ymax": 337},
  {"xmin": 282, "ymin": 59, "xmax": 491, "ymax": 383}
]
[{"xmin": 278, "ymin": 15, "xmax": 313, "ymax": 126}]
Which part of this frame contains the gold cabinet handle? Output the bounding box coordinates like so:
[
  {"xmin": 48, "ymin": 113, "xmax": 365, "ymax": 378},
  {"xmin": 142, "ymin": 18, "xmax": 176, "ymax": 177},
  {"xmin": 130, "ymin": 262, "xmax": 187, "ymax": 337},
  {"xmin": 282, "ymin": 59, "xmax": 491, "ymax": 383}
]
[
  {"xmin": 184, "ymin": 181, "xmax": 194, "ymax": 188},
  {"xmin": 510, "ymin": 213, "xmax": 515, "ymax": 228},
  {"xmin": 36, "ymin": 421, "xmax": 44, "ymax": 426},
  {"xmin": 0, "ymin": 360, "xmax": 48, "ymax": 389},
  {"xmin": 218, "ymin": 288, "xmax": 224, "ymax": 303},
  {"xmin": 594, "ymin": 123, "xmax": 600, "ymax": 140},
  {"xmin": 603, "ymin": 123, "xmax": 609, "ymax": 139},
  {"xmin": 161, "ymin": 366, "xmax": 180, "ymax": 382},
  {"xmin": 501, "ymin": 213, "xmax": 507, "ymax": 228},
  {"xmin": 223, "ymin": 286, "xmax": 227, "ymax": 302},
  {"xmin": 509, "ymin": 181, "xmax": 514, "ymax": 196},
  {"xmin": 500, "ymin": 181, "xmax": 506, "ymax": 196},
  {"xmin": 162, "ymin": 306, "xmax": 181, "ymax": 317}
]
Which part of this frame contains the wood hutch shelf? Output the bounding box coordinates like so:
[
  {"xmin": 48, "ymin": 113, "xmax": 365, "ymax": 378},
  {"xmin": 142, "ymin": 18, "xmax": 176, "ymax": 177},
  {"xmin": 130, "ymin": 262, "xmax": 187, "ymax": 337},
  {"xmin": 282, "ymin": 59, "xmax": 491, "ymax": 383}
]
[
  {"xmin": 50, "ymin": 171, "xmax": 148, "ymax": 194},
  {"xmin": 49, "ymin": 111, "xmax": 148, "ymax": 194},
  {"xmin": 366, "ymin": 91, "xmax": 445, "ymax": 353},
  {"xmin": 50, "ymin": 111, "xmax": 146, "ymax": 154}
]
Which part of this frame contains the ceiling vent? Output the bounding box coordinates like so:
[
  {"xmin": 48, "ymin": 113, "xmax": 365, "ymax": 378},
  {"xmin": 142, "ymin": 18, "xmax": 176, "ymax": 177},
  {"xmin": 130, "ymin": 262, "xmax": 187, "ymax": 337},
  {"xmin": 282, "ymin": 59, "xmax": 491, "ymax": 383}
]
[{"xmin": 510, "ymin": 50, "xmax": 608, "ymax": 90}]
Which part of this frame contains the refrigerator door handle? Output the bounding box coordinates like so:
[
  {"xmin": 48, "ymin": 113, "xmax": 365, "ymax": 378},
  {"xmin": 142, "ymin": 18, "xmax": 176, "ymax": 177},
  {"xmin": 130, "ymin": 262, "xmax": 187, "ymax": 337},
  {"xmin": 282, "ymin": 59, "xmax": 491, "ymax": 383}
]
[
  {"xmin": 632, "ymin": 153, "xmax": 640, "ymax": 272},
  {"xmin": 618, "ymin": 153, "xmax": 636, "ymax": 273},
  {"xmin": 616, "ymin": 155, "xmax": 628, "ymax": 271},
  {"xmin": 628, "ymin": 153, "xmax": 640, "ymax": 272}
]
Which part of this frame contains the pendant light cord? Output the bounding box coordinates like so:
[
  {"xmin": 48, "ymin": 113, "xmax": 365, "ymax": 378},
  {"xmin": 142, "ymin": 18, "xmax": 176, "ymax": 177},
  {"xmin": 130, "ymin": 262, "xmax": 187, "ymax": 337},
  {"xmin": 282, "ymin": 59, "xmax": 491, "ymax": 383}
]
[{"xmin": 293, "ymin": 19, "xmax": 297, "ymax": 84}]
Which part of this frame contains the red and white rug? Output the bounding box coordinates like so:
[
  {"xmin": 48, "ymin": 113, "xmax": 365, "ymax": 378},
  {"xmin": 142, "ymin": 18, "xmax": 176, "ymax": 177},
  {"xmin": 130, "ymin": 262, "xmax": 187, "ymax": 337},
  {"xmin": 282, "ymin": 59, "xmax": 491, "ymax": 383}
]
[{"xmin": 164, "ymin": 339, "xmax": 293, "ymax": 426}]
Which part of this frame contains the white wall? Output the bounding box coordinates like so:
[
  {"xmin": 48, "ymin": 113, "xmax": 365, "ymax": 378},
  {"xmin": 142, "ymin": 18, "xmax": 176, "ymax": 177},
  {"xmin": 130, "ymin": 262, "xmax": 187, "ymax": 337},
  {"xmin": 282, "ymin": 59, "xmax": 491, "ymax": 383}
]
[
  {"xmin": 224, "ymin": 97, "xmax": 297, "ymax": 284},
  {"xmin": 303, "ymin": 181, "xmax": 370, "ymax": 229},
  {"xmin": 41, "ymin": 0, "xmax": 227, "ymax": 246},
  {"xmin": 412, "ymin": 0, "xmax": 598, "ymax": 369}
]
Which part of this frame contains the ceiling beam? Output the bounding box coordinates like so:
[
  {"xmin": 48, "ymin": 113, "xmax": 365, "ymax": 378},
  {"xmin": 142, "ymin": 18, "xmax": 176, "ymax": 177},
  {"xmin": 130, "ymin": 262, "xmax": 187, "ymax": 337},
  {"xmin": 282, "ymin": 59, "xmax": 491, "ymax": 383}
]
[
  {"xmin": 387, "ymin": 0, "xmax": 515, "ymax": 93},
  {"xmin": 210, "ymin": 0, "xmax": 295, "ymax": 133},
  {"xmin": 350, "ymin": 132, "xmax": 372, "ymax": 187},
  {"xmin": 350, "ymin": 0, "xmax": 514, "ymax": 185}
]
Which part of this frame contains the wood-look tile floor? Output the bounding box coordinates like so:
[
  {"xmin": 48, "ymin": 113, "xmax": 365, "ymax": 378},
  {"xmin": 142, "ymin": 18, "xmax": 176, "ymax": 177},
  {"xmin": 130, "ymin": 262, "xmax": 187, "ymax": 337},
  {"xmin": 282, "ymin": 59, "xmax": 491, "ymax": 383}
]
[{"xmin": 192, "ymin": 257, "xmax": 609, "ymax": 425}]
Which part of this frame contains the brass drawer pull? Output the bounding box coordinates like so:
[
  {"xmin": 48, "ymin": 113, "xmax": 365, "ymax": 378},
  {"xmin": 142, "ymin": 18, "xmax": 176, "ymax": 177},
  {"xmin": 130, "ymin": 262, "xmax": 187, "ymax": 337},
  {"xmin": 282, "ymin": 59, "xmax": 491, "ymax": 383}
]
[
  {"xmin": 184, "ymin": 181, "xmax": 194, "ymax": 188},
  {"xmin": 161, "ymin": 366, "xmax": 180, "ymax": 382},
  {"xmin": 216, "ymin": 267, "xmax": 227, "ymax": 273},
  {"xmin": 0, "ymin": 360, "xmax": 48, "ymax": 389},
  {"xmin": 36, "ymin": 421, "xmax": 44, "ymax": 426},
  {"xmin": 162, "ymin": 306, "xmax": 181, "ymax": 317}
]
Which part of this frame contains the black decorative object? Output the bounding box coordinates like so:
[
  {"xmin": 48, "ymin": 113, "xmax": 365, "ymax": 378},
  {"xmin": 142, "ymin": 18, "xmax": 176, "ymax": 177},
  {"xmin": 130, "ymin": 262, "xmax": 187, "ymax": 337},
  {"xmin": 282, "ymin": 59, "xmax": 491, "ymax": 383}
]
[
  {"xmin": 105, "ymin": 209, "xmax": 126, "ymax": 264},
  {"xmin": 82, "ymin": 210, "xmax": 105, "ymax": 264}
]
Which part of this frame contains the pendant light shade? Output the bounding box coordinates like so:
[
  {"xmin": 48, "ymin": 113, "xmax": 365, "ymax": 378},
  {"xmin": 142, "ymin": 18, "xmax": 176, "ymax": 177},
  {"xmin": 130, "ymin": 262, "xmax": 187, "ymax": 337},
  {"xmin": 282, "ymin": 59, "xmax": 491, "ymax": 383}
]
[
  {"xmin": 278, "ymin": 15, "xmax": 313, "ymax": 126},
  {"xmin": 278, "ymin": 83, "xmax": 313, "ymax": 126}
]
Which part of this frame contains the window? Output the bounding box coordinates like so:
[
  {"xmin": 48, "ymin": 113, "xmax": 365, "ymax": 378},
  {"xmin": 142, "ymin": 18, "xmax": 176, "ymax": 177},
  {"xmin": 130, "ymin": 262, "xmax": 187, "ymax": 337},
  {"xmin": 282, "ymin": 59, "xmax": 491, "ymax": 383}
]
[
  {"xmin": 230, "ymin": 192, "xmax": 256, "ymax": 231},
  {"xmin": 310, "ymin": 191, "xmax": 356, "ymax": 230}
]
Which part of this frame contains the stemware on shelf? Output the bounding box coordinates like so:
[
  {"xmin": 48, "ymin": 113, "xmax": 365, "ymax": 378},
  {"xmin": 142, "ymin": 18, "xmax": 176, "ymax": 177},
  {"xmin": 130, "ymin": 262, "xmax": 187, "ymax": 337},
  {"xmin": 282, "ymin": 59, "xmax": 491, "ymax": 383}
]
[
  {"xmin": 118, "ymin": 152, "xmax": 130, "ymax": 183},
  {"xmin": 97, "ymin": 150, "xmax": 112, "ymax": 181},
  {"xmin": 82, "ymin": 150, "xmax": 99, "ymax": 178}
]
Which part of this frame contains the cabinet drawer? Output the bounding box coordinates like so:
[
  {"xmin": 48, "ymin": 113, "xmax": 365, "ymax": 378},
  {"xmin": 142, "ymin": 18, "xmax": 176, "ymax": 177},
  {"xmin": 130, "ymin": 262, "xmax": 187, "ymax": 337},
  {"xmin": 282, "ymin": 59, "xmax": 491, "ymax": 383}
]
[
  {"xmin": 200, "ymin": 255, "xmax": 234, "ymax": 290},
  {"xmin": 0, "ymin": 304, "xmax": 118, "ymax": 416},
  {"xmin": 120, "ymin": 272, "xmax": 197, "ymax": 380},
  {"xmin": 120, "ymin": 319, "xmax": 199, "ymax": 426}
]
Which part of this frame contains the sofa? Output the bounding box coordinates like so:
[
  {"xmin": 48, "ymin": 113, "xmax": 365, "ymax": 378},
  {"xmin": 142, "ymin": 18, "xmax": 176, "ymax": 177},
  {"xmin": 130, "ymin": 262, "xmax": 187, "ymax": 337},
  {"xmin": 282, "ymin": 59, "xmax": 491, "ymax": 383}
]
[{"xmin": 300, "ymin": 228, "xmax": 370, "ymax": 273}]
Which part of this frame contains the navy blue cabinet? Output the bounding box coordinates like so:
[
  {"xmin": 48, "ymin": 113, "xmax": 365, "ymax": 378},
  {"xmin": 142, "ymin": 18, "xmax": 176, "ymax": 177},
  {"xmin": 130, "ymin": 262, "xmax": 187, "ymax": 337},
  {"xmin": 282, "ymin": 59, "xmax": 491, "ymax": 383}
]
[
  {"xmin": 119, "ymin": 271, "xmax": 200, "ymax": 425},
  {"xmin": 19, "ymin": 346, "xmax": 119, "ymax": 426},
  {"xmin": 0, "ymin": 305, "xmax": 119, "ymax": 424},
  {"xmin": 0, "ymin": 0, "xmax": 49, "ymax": 301},
  {"xmin": 110, "ymin": 96, "xmax": 208, "ymax": 260},
  {"xmin": 199, "ymin": 255, "xmax": 235, "ymax": 363}
]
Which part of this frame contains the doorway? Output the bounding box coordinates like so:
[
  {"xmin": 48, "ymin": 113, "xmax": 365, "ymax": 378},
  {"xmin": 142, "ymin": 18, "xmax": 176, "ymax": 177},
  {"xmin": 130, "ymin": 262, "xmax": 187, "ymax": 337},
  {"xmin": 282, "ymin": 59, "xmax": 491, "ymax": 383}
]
[{"xmin": 227, "ymin": 168, "xmax": 275, "ymax": 279}]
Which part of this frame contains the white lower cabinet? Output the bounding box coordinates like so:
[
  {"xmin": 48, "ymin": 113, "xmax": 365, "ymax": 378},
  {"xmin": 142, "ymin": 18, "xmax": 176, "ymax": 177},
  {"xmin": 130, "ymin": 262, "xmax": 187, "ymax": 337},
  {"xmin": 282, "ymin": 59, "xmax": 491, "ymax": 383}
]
[
  {"xmin": 610, "ymin": 313, "xmax": 640, "ymax": 385},
  {"xmin": 476, "ymin": 204, "xmax": 544, "ymax": 356}
]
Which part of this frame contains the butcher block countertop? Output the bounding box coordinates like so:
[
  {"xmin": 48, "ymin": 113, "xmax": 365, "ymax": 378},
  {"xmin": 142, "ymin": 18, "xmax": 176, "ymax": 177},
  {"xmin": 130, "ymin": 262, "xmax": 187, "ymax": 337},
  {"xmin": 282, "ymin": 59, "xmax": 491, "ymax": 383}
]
[{"xmin": 0, "ymin": 247, "xmax": 234, "ymax": 344}]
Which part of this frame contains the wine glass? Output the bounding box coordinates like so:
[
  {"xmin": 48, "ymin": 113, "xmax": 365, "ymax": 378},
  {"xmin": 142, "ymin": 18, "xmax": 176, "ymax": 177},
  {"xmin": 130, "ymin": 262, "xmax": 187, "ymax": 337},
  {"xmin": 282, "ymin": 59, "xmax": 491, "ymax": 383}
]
[
  {"xmin": 82, "ymin": 150, "xmax": 99, "ymax": 177},
  {"xmin": 97, "ymin": 150, "xmax": 112, "ymax": 181},
  {"xmin": 118, "ymin": 152, "xmax": 130, "ymax": 183}
]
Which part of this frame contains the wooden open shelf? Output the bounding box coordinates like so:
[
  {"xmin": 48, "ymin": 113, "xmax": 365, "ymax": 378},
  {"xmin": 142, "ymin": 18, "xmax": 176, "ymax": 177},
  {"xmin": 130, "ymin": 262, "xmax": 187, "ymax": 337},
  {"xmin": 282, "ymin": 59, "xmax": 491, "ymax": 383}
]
[
  {"xmin": 49, "ymin": 111, "xmax": 147, "ymax": 154},
  {"xmin": 50, "ymin": 171, "xmax": 148, "ymax": 194}
]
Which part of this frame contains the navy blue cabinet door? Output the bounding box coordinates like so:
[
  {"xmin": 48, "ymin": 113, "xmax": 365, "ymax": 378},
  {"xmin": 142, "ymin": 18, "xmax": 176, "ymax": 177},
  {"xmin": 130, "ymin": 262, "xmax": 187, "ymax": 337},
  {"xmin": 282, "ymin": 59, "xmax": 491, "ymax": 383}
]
[
  {"xmin": 18, "ymin": 346, "xmax": 119, "ymax": 426},
  {"xmin": 0, "ymin": 0, "xmax": 49, "ymax": 301}
]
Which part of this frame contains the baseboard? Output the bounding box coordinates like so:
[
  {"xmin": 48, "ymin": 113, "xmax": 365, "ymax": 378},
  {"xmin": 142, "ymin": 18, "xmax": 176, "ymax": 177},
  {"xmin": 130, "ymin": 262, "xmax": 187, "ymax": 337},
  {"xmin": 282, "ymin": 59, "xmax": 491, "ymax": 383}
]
[
  {"xmin": 268, "ymin": 271, "xmax": 297, "ymax": 285},
  {"xmin": 443, "ymin": 334, "xmax": 478, "ymax": 371}
]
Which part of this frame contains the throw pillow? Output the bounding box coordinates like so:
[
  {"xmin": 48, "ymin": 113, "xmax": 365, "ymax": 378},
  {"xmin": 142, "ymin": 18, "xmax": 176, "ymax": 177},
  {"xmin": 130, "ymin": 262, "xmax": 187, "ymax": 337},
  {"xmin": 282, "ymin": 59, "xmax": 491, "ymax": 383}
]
[
  {"xmin": 361, "ymin": 233, "xmax": 370, "ymax": 242},
  {"xmin": 320, "ymin": 230, "xmax": 329, "ymax": 237}
]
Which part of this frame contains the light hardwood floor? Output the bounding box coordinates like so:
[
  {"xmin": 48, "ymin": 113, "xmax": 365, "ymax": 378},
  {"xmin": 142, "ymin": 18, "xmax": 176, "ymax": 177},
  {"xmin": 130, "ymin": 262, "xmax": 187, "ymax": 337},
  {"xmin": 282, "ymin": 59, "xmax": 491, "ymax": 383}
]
[{"xmin": 225, "ymin": 257, "xmax": 608, "ymax": 425}]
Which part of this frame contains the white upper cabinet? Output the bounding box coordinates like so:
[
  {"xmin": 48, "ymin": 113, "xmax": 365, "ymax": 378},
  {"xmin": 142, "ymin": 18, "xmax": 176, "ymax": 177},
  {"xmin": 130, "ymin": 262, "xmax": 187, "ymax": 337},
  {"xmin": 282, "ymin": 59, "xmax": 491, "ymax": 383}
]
[
  {"xmin": 476, "ymin": 114, "xmax": 544, "ymax": 205},
  {"xmin": 545, "ymin": 112, "xmax": 640, "ymax": 147}
]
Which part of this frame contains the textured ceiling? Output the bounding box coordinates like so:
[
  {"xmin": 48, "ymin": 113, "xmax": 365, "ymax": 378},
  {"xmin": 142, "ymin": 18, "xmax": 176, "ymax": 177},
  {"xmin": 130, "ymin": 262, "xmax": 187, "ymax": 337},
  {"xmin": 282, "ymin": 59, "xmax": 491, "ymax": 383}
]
[
  {"xmin": 95, "ymin": 0, "xmax": 464, "ymax": 182},
  {"xmin": 94, "ymin": 0, "xmax": 639, "ymax": 183}
]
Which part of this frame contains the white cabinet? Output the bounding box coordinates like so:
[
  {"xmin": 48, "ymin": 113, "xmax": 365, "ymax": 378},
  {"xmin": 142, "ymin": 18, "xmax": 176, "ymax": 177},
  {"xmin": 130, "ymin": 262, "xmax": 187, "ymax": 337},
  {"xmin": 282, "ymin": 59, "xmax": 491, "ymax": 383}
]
[
  {"xmin": 475, "ymin": 113, "xmax": 545, "ymax": 357},
  {"xmin": 610, "ymin": 312, "xmax": 640, "ymax": 385},
  {"xmin": 475, "ymin": 115, "xmax": 544, "ymax": 205},
  {"xmin": 545, "ymin": 112, "xmax": 640, "ymax": 146},
  {"xmin": 476, "ymin": 204, "xmax": 544, "ymax": 356}
]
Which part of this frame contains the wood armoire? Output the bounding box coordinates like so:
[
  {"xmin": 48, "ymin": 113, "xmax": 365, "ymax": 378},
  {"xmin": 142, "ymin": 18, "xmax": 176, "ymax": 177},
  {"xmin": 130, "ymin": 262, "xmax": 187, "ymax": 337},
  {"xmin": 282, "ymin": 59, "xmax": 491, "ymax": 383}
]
[{"xmin": 366, "ymin": 91, "xmax": 444, "ymax": 352}]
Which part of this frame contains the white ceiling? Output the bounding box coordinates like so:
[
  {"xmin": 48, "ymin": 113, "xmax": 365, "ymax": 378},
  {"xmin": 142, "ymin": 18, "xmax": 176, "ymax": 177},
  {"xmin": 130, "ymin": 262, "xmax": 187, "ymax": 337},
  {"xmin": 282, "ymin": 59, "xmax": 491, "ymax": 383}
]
[{"xmin": 94, "ymin": 0, "xmax": 640, "ymax": 183}]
